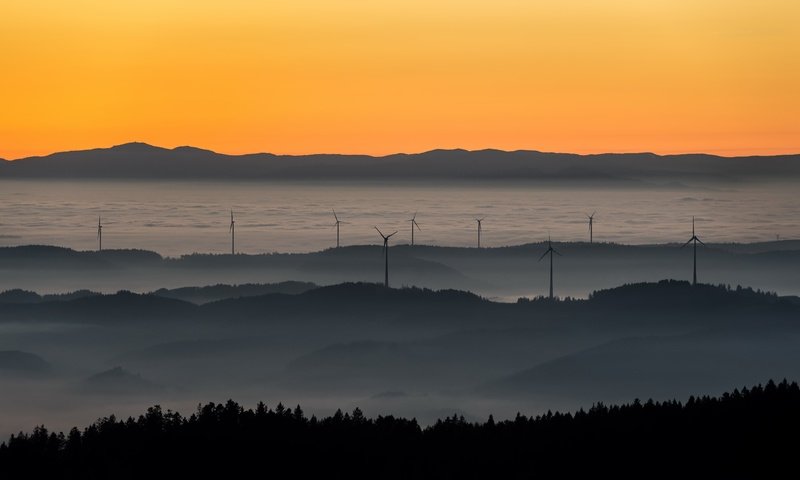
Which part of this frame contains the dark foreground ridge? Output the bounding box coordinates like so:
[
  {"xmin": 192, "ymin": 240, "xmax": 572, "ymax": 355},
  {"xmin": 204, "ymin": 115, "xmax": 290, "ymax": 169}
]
[{"xmin": 2, "ymin": 380, "xmax": 798, "ymax": 479}]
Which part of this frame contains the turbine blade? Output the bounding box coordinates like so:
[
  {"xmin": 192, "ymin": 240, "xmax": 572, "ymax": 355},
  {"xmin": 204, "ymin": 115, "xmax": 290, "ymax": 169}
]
[
  {"xmin": 538, "ymin": 250, "xmax": 549, "ymax": 261},
  {"xmin": 332, "ymin": 209, "xmax": 339, "ymax": 222},
  {"xmin": 375, "ymin": 226, "xmax": 384, "ymax": 238},
  {"xmin": 553, "ymin": 248, "xmax": 563, "ymax": 256},
  {"xmin": 696, "ymin": 237, "xmax": 706, "ymax": 246},
  {"xmin": 414, "ymin": 220, "xmax": 421, "ymax": 230},
  {"xmin": 681, "ymin": 238, "xmax": 692, "ymax": 248},
  {"xmin": 387, "ymin": 231, "xmax": 398, "ymax": 238}
]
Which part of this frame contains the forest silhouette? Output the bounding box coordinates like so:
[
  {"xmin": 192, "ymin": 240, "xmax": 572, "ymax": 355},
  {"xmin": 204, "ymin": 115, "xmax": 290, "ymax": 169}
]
[{"xmin": 2, "ymin": 379, "xmax": 798, "ymax": 478}]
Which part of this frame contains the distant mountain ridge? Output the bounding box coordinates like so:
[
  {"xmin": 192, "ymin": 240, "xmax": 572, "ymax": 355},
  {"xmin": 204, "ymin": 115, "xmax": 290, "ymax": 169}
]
[{"xmin": 2, "ymin": 142, "xmax": 799, "ymax": 181}]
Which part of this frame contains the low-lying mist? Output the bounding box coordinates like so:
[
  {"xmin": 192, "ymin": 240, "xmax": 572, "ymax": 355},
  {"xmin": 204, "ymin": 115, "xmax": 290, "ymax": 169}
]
[{"xmin": 2, "ymin": 277, "xmax": 800, "ymax": 438}]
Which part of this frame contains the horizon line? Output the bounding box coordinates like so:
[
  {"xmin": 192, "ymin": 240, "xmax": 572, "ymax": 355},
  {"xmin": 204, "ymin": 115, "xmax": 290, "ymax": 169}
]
[
  {"xmin": 4, "ymin": 141, "xmax": 800, "ymax": 162},
  {"xmin": 2, "ymin": 238, "xmax": 796, "ymax": 257}
]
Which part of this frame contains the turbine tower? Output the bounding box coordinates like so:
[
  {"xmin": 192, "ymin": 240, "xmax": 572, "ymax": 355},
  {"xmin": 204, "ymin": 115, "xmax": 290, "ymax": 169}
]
[
  {"xmin": 409, "ymin": 212, "xmax": 421, "ymax": 246},
  {"xmin": 538, "ymin": 236, "xmax": 562, "ymax": 300},
  {"xmin": 97, "ymin": 216, "xmax": 103, "ymax": 252},
  {"xmin": 229, "ymin": 210, "xmax": 235, "ymax": 255},
  {"xmin": 681, "ymin": 216, "xmax": 705, "ymax": 286},
  {"xmin": 475, "ymin": 218, "xmax": 484, "ymax": 248},
  {"xmin": 587, "ymin": 211, "xmax": 596, "ymax": 244},
  {"xmin": 332, "ymin": 209, "xmax": 346, "ymax": 248},
  {"xmin": 375, "ymin": 226, "xmax": 398, "ymax": 288}
]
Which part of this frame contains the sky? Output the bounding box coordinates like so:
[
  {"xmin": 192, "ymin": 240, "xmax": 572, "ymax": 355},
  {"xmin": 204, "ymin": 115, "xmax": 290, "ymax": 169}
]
[{"xmin": 1, "ymin": 0, "xmax": 798, "ymax": 159}]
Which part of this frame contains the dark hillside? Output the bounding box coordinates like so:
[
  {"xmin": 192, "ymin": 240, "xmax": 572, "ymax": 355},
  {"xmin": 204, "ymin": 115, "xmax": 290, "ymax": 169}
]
[{"xmin": 1, "ymin": 380, "xmax": 797, "ymax": 478}]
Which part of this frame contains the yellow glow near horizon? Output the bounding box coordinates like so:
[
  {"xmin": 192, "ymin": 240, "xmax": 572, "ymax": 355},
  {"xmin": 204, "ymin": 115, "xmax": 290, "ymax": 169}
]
[{"xmin": 1, "ymin": 0, "xmax": 798, "ymax": 159}]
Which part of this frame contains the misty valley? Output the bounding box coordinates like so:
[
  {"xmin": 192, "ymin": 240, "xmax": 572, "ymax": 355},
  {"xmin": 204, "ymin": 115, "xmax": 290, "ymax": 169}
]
[
  {"xmin": 2, "ymin": 148, "xmax": 800, "ymax": 477},
  {"xmin": 2, "ymin": 242, "xmax": 800, "ymax": 443}
]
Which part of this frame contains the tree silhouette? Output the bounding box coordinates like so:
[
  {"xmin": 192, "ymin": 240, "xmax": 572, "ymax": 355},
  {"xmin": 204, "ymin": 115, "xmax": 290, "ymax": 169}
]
[{"xmin": 2, "ymin": 380, "xmax": 800, "ymax": 478}]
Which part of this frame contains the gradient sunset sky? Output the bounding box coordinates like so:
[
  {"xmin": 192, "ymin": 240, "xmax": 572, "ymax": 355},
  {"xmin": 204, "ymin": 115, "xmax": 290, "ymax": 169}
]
[{"xmin": 1, "ymin": 0, "xmax": 798, "ymax": 159}]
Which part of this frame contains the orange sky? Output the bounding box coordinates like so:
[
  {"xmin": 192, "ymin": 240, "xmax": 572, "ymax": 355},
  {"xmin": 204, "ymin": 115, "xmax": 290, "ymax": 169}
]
[{"xmin": 1, "ymin": 0, "xmax": 798, "ymax": 159}]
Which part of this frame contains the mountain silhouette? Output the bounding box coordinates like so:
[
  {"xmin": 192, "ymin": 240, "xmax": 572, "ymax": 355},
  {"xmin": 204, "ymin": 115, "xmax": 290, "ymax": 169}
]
[
  {"xmin": 0, "ymin": 351, "xmax": 52, "ymax": 375},
  {"xmin": 479, "ymin": 330, "xmax": 800, "ymax": 402},
  {"xmin": 82, "ymin": 366, "xmax": 162, "ymax": 394},
  {"xmin": 3, "ymin": 242, "xmax": 799, "ymax": 300},
  {"xmin": 0, "ymin": 288, "xmax": 100, "ymax": 304},
  {"xmin": 2, "ymin": 142, "xmax": 800, "ymax": 181},
  {"xmin": 1, "ymin": 280, "xmax": 795, "ymax": 330},
  {"xmin": 151, "ymin": 281, "xmax": 317, "ymax": 304},
  {"xmin": 0, "ymin": 283, "xmax": 316, "ymax": 306}
]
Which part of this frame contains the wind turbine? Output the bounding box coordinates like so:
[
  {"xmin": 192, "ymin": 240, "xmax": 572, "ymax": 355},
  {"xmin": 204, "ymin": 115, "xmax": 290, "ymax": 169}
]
[
  {"xmin": 229, "ymin": 210, "xmax": 235, "ymax": 255},
  {"xmin": 332, "ymin": 209, "xmax": 348, "ymax": 248},
  {"xmin": 375, "ymin": 227, "xmax": 398, "ymax": 288},
  {"xmin": 97, "ymin": 216, "xmax": 103, "ymax": 252},
  {"xmin": 681, "ymin": 216, "xmax": 705, "ymax": 286},
  {"xmin": 587, "ymin": 211, "xmax": 596, "ymax": 243},
  {"xmin": 475, "ymin": 218, "xmax": 485, "ymax": 248},
  {"xmin": 409, "ymin": 212, "xmax": 421, "ymax": 246},
  {"xmin": 538, "ymin": 236, "xmax": 562, "ymax": 300}
]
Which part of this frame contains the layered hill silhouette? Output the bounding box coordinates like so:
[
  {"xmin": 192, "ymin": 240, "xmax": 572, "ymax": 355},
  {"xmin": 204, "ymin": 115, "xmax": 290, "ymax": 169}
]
[
  {"xmin": 1, "ymin": 280, "xmax": 795, "ymax": 327},
  {"xmin": 2, "ymin": 142, "xmax": 799, "ymax": 181},
  {"xmin": 151, "ymin": 281, "xmax": 316, "ymax": 304},
  {"xmin": 480, "ymin": 329, "xmax": 800, "ymax": 401},
  {"xmin": 0, "ymin": 351, "xmax": 52, "ymax": 376},
  {"xmin": 3, "ymin": 279, "xmax": 800, "ymax": 438},
  {"xmin": 81, "ymin": 366, "xmax": 162, "ymax": 395},
  {"xmin": 2, "ymin": 242, "xmax": 800, "ymax": 300},
  {"xmin": 0, "ymin": 281, "xmax": 320, "ymax": 305}
]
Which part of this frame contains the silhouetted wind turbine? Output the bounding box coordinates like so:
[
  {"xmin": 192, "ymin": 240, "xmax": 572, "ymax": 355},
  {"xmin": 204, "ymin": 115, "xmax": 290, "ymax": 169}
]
[
  {"xmin": 229, "ymin": 210, "xmax": 235, "ymax": 255},
  {"xmin": 97, "ymin": 216, "xmax": 103, "ymax": 252},
  {"xmin": 681, "ymin": 216, "xmax": 705, "ymax": 286},
  {"xmin": 475, "ymin": 218, "xmax": 485, "ymax": 248},
  {"xmin": 332, "ymin": 209, "xmax": 346, "ymax": 248},
  {"xmin": 375, "ymin": 226, "xmax": 398, "ymax": 288},
  {"xmin": 587, "ymin": 211, "xmax": 596, "ymax": 243},
  {"xmin": 538, "ymin": 236, "xmax": 562, "ymax": 300},
  {"xmin": 409, "ymin": 212, "xmax": 421, "ymax": 246}
]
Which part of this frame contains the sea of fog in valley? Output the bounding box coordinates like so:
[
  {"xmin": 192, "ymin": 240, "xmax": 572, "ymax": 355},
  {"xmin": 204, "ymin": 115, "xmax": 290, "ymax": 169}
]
[
  {"xmin": 0, "ymin": 179, "xmax": 798, "ymax": 256},
  {"xmin": 1, "ymin": 178, "xmax": 800, "ymax": 440}
]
